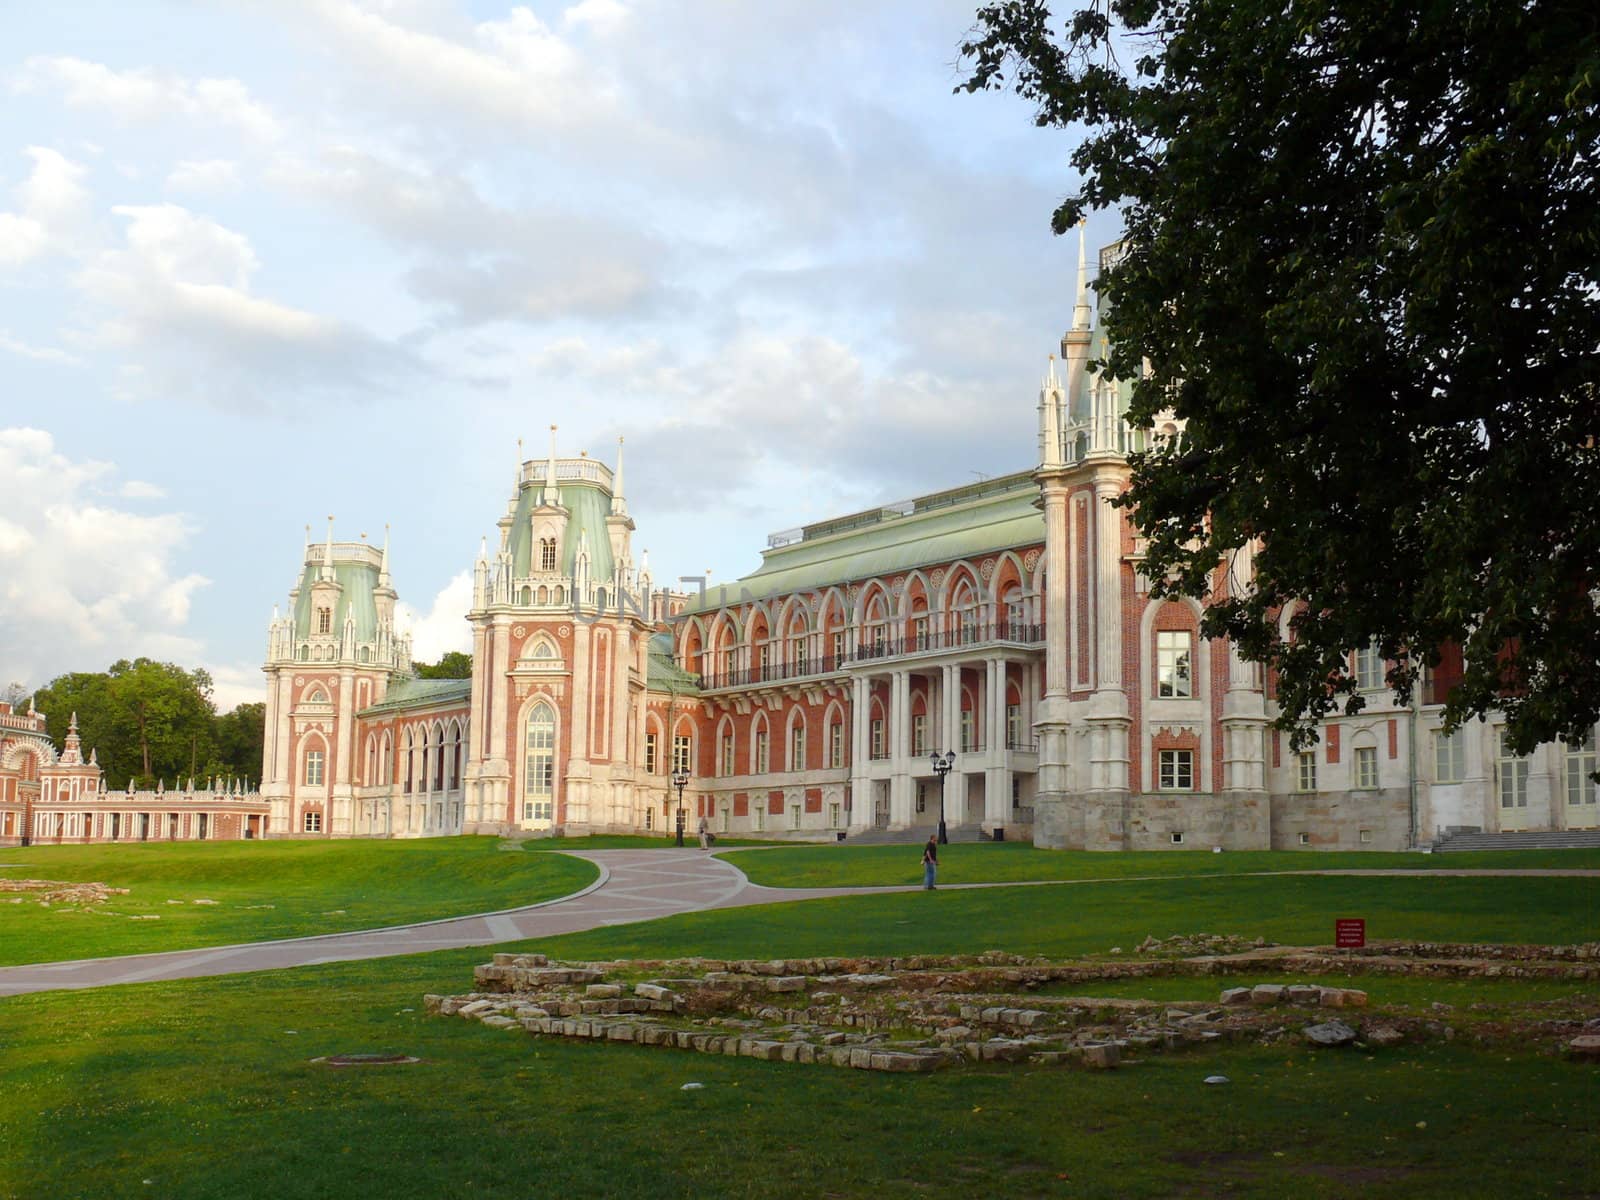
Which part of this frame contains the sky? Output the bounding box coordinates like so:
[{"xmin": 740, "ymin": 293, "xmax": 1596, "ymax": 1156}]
[{"xmin": 0, "ymin": 0, "xmax": 1112, "ymax": 712}]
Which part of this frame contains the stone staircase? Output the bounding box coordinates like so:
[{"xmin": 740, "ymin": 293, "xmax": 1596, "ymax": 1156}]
[{"xmin": 1432, "ymin": 828, "xmax": 1600, "ymax": 852}]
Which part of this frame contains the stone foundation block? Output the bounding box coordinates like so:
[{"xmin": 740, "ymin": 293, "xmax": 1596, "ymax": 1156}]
[
  {"xmin": 1081, "ymin": 1043, "xmax": 1120, "ymax": 1069},
  {"xmin": 1286, "ymin": 986, "xmax": 1322, "ymax": 1005},
  {"xmin": 1220, "ymin": 987, "xmax": 1252, "ymax": 1005},
  {"xmin": 1250, "ymin": 985, "xmax": 1286, "ymax": 1005}
]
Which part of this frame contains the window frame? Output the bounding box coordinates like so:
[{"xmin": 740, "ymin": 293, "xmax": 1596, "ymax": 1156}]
[
  {"xmin": 1354, "ymin": 745, "xmax": 1378, "ymax": 790},
  {"xmin": 1155, "ymin": 630, "xmax": 1193, "ymax": 698},
  {"xmin": 1157, "ymin": 748, "xmax": 1194, "ymax": 791}
]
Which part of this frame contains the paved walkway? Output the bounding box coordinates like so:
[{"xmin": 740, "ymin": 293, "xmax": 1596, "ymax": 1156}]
[
  {"xmin": 0, "ymin": 852, "xmax": 1592, "ymax": 998},
  {"xmin": 0, "ymin": 850, "xmax": 920, "ymax": 998}
]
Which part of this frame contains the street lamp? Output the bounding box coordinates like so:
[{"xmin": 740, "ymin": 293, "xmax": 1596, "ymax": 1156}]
[
  {"xmin": 670, "ymin": 769, "xmax": 689, "ymax": 847},
  {"xmin": 929, "ymin": 750, "xmax": 955, "ymax": 845}
]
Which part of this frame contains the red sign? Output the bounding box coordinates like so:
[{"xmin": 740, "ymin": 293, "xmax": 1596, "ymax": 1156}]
[{"xmin": 1335, "ymin": 918, "xmax": 1366, "ymax": 948}]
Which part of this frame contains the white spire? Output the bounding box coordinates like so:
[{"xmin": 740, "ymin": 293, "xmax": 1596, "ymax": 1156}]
[
  {"xmin": 378, "ymin": 524, "xmax": 391, "ymax": 587},
  {"xmin": 320, "ymin": 515, "xmax": 336, "ymax": 581},
  {"xmin": 1072, "ymin": 219, "xmax": 1092, "ymax": 332},
  {"xmin": 543, "ymin": 425, "xmax": 560, "ymax": 506},
  {"xmin": 477, "ymin": 535, "xmax": 488, "ymax": 563},
  {"xmin": 1041, "ymin": 355, "xmax": 1063, "ymax": 468},
  {"xmin": 611, "ymin": 436, "xmax": 627, "ymax": 515}
]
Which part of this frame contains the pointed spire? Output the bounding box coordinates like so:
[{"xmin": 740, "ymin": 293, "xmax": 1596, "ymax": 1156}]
[
  {"xmin": 610, "ymin": 436, "xmax": 627, "ymax": 515},
  {"xmin": 543, "ymin": 425, "xmax": 560, "ymax": 506},
  {"xmin": 477, "ymin": 535, "xmax": 488, "ymax": 564},
  {"xmin": 89, "ymin": 747, "xmax": 98, "ymax": 767},
  {"xmin": 1072, "ymin": 219, "xmax": 1092, "ymax": 332},
  {"xmin": 1042, "ymin": 355, "xmax": 1064, "ymax": 468},
  {"xmin": 319, "ymin": 515, "xmax": 336, "ymax": 582},
  {"xmin": 378, "ymin": 524, "xmax": 391, "ymax": 587}
]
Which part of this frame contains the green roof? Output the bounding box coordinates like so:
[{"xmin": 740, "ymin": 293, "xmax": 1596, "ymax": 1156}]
[
  {"xmin": 506, "ymin": 480, "xmax": 617, "ymax": 581},
  {"xmin": 646, "ymin": 632, "xmax": 701, "ymax": 694},
  {"xmin": 292, "ymin": 557, "xmax": 380, "ymax": 641},
  {"xmin": 356, "ymin": 677, "xmax": 472, "ymax": 718},
  {"xmin": 686, "ymin": 473, "xmax": 1044, "ymax": 612}
]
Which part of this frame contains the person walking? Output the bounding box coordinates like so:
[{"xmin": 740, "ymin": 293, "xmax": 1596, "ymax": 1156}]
[
  {"xmin": 922, "ymin": 837, "xmax": 938, "ymax": 890},
  {"xmin": 697, "ymin": 816, "xmax": 710, "ymax": 850}
]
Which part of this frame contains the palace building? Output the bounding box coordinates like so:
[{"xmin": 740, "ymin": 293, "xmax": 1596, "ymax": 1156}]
[
  {"xmin": 252, "ymin": 232, "xmax": 1597, "ymax": 848},
  {"xmin": 0, "ymin": 700, "xmax": 268, "ymax": 846}
]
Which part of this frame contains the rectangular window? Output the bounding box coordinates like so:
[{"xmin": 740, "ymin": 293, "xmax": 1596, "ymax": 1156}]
[
  {"xmin": 1497, "ymin": 729, "xmax": 1528, "ymax": 809},
  {"xmin": 916, "ymin": 782, "xmax": 926, "ymax": 813},
  {"xmin": 1354, "ymin": 746, "xmax": 1378, "ymax": 790},
  {"xmin": 830, "ymin": 723, "xmax": 843, "ymax": 768},
  {"xmin": 645, "ymin": 732, "xmax": 658, "ymax": 775},
  {"xmin": 790, "ymin": 804, "xmax": 800, "ymax": 830},
  {"xmin": 911, "ymin": 713, "xmax": 927, "ymax": 757},
  {"xmin": 912, "ymin": 615, "xmax": 929, "ymax": 650},
  {"xmin": 1434, "ymin": 729, "xmax": 1465, "ymax": 783},
  {"xmin": 755, "ymin": 731, "xmax": 769, "ymax": 774},
  {"xmin": 672, "ymin": 734, "xmax": 692, "ymax": 776},
  {"xmin": 1006, "ymin": 703, "xmax": 1022, "ymax": 748},
  {"xmin": 1355, "ymin": 642, "xmax": 1385, "ymax": 691},
  {"xmin": 831, "ymin": 631, "xmax": 846, "ymax": 665},
  {"xmin": 303, "ymin": 811, "xmax": 322, "ymax": 833},
  {"xmin": 960, "ymin": 708, "xmax": 975, "ymax": 753},
  {"xmin": 1158, "ymin": 749, "xmax": 1194, "ymax": 790},
  {"xmin": 1156, "ymin": 631, "xmax": 1193, "ymax": 698},
  {"xmin": 721, "ymin": 735, "xmax": 735, "ymax": 777},
  {"xmin": 1566, "ymin": 732, "xmax": 1597, "ymax": 809},
  {"xmin": 790, "ymin": 725, "xmax": 805, "ymax": 772},
  {"xmin": 304, "ymin": 749, "xmax": 324, "ymax": 787},
  {"xmin": 870, "ymin": 718, "xmax": 885, "ymax": 760},
  {"xmin": 759, "ymin": 643, "xmax": 771, "ymax": 679},
  {"xmin": 829, "ymin": 802, "xmax": 840, "ymax": 827},
  {"xmin": 722, "ymin": 648, "xmax": 736, "ymax": 677},
  {"xmin": 1296, "ymin": 751, "xmax": 1316, "ymax": 793},
  {"xmin": 793, "ymin": 638, "xmax": 808, "ymax": 675}
]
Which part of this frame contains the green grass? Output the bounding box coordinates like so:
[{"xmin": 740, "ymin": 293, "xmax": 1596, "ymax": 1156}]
[
  {"xmin": 525, "ymin": 873, "xmax": 1598, "ymax": 962},
  {"xmin": 721, "ymin": 842, "xmax": 1600, "ymax": 888},
  {"xmin": 2, "ymin": 894, "xmax": 1596, "ymax": 1199},
  {"xmin": 0, "ymin": 838, "xmax": 596, "ymax": 966},
  {"xmin": 517, "ymin": 834, "xmax": 773, "ymax": 849}
]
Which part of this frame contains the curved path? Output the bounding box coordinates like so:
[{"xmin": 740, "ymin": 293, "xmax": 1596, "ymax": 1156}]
[
  {"xmin": 0, "ymin": 851, "xmax": 1592, "ymax": 998},
  {"xmin": 0, "ymin": 849, "xmax": 920, "ymax": 998}
]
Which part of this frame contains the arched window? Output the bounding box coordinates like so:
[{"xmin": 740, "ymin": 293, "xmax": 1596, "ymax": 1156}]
[
  {"xmin": 305, "ymin": 687, "xmax": 326, "ymax": 704},
  {"xmin": 381, "ymin": 732, "xmax": 393, "ymax": 786},
  {"xmin": 520, "ymin": 586, "xmax": 533, "ymax": 606},
  {"xmin": 317, "ymin": 607, "xmax": 332, "ymax": 634},
  {"xmin": 403, "ymin": 729, "xmax": 414, "ymax": 794},
  {"xmin": 524, "ymin": 702, "xmax": 555, "ymax": 823},
  {"xmin": 449, "ymin": 723, "xmax": 462, "ymax": 789},
  {"xmin": 304, "ymin": 748, "xmax": 325, "ymax": 787},
  {"xmin": 789, "ymin": 716, "xmax": 806, "ymax": 772},
  {"xmin": 432, "ymin": 725, "xmax": 445, "ymax": 791},
  {"xmin": 533, "ymin": 639, "xmax": 556, "ymax": 660},
  {"xmin": 537, "ymin": 585, "xmax": 549, "ymax": 605},
  {"xmin": 540, "ymin": 537, "xmax": 557, "ymax": 572}
]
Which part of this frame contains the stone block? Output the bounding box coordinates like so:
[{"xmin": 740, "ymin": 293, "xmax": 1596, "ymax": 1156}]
[
  {"xmin": 979, "ymin": 1040, "xmax": 1030, "ymax": 1063},
  {"xmin": 1081, "ymin": 1043, "xmax": 1120, "ymax": 1069},
  {"xmin": 586, "ymin": 984, "xmax": 622, "ymax": 998},
  {"xmin": 849, "ymin": 1047, "xmax": 875, "ymax": 1069},
  {"xmin": 1250, "ymin": 985, "xmax": 1286, "ymax": 1005},
  {"xmin": 1220, "ymin": 987, "xmax": 1253, "ymax": 1005},
  {"xmin": 1286, "ymin": 986, "xmax": 1322, "ymax": 1005},
  {"xmin": 767, "ymin": 976, "xmax": 806, "ymax": 993},
  {"xmin": 458, "ymin": 1000, "xmax": 496, "ymax": 1018},
  {"xmin": 1304, "ymin": 1020, "xmax": 1359, "ymax": 1047},
  {"xmin": 1319, "ymin": 987, "xmax": 1368, "ymax": 1008},
  {"xmin": 1565, "ymin": 1034, "xmax": 1600, "ymax": 1061},
  {"xmin": 481, "ymin": 1015, "xmax": 518, "ymax": 1030},
  {"xmin": 1365, "ymin": 1026, "xmax": 1405, "ymax": 1048},
  {"xmin": 606, "ymin": 1025, "xmax": 636, "ymax": 1042},
  {"xmin": 870, "ymin": 1052, "xmax": 936, "ymax": 1072},
  {"xmin": 634, "ymin": 983, "xmax": 677, "ymax": 1003}
]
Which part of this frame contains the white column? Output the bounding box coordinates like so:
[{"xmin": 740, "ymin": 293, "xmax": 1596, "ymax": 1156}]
[
  {"xmin": 849, "ymin": 674, "xmax": 870, "ymax": 830},
  {"xmin": 889, "ymin": 668, "xmax": 912, "ymax": 826}
]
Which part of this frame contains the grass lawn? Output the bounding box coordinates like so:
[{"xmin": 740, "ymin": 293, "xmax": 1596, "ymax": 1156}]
[
  {"xmin": 722, "ymin": 842, "xmax": 1600, "ymax": 889},
  {"xmin": 2, "ymin": 872, "xmax": 1597, "ymax": 1199},
  {"xmin": 0, "ymin": 838, "xmax": 596, "ymax": 967}
]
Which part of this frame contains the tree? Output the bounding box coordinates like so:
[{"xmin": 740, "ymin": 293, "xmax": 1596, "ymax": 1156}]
[
  {"xmin": 32, "ymin": 660, "xmax": 218, "ymax": 788},
  {"xmin": 961, "ymin": 0, "xmax": 1600, "ymax": 750},
  {"xmin": 415, "ymin": 650, "xmax": 473, "ymax": 679},
  {"xmin": 213, "ymin": 702, "xmax": 267, "ymax": 785}
]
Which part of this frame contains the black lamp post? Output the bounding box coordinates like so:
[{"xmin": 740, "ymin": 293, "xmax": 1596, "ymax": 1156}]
[
  {"xmin": 930, "ymin": 750, "xmax": 955, "ymax": 845},
  {"xmin": 671, "ymin": 769, "xmax": 689, "ymax": 847}
]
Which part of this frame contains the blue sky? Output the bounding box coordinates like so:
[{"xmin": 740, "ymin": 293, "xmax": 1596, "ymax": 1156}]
[{"xmin": 0, "ymin": 0, "xmax": 1112, "ymax": 709}]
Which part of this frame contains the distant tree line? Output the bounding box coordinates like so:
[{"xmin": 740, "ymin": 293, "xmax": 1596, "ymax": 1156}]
[
  {"xmin": 8, "ymin": 660, "xmax": 265, "ymax": 791},
  {"xmin": 3, "ymin": 652, "xmax": 474, "ymax": 791}
]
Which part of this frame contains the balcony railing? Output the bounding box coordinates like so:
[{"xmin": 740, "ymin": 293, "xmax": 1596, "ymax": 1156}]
[{"xmin": 693, "ymin": 621, "xmax": 1045, "ymax": 691}]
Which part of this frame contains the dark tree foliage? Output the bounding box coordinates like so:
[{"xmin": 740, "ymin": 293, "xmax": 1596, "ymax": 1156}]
[
  {"xmin": 415, "ymin": 650, "xmax": 474, "ymax": 679},
  {"xmin": 212, "ymin": 702, "xmax": 267, "ymax": 785},
  {"xmin": 962, "ymin": 0, "xmax": 1600, "ymax": 750}
]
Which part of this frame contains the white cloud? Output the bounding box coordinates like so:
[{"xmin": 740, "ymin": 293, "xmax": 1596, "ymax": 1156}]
[
  {"xmin": 0, "ymin": 146, "xmax": 90, "ymax": 266},
  {"xmin": 14, "ymin": 56, "xmax": 284, "ymax": 142},
  {"xmin": 75, "ymin": 204, "xmax": 413, "ymax": 407},
  {"xmin": 120, "ymin": 479, "xmax": 166, "ymax": 499},
  {"xmin": 0, "ymin": 330, "xmax": 80, "ymax": 365},
  {"xmin": 165, "ymin": 158, "xmax": 242, "ymax": 193},
  {"xmin": 562, "ymin": 0, "xmax": 627, "ymax": 33},
  {"xmin": 0, "ymin": 427, "xmax": 209, "ymax": 688},
  {"xmin": 396, "ymin": 570, "xmax": 473, "ymax": 663},
  {"xmin": 203, "ymin": 661, "xmax": 267, "ymax": 714}
]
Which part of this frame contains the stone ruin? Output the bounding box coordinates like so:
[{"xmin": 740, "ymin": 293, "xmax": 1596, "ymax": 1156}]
[{"xmin": 427, "ymin": 940, "xmax": 1600, "ymax": 1072}]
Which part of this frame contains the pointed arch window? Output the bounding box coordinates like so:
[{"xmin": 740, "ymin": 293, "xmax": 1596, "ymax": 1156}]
[{"xmin": 524, "ymin": 702, "xmax": 555, "ymax": 822}]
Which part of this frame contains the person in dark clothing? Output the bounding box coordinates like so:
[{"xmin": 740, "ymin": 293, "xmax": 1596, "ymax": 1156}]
[{"xmin": 922, "ymin": 837, "xmax": 939, "ymax": 890}]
